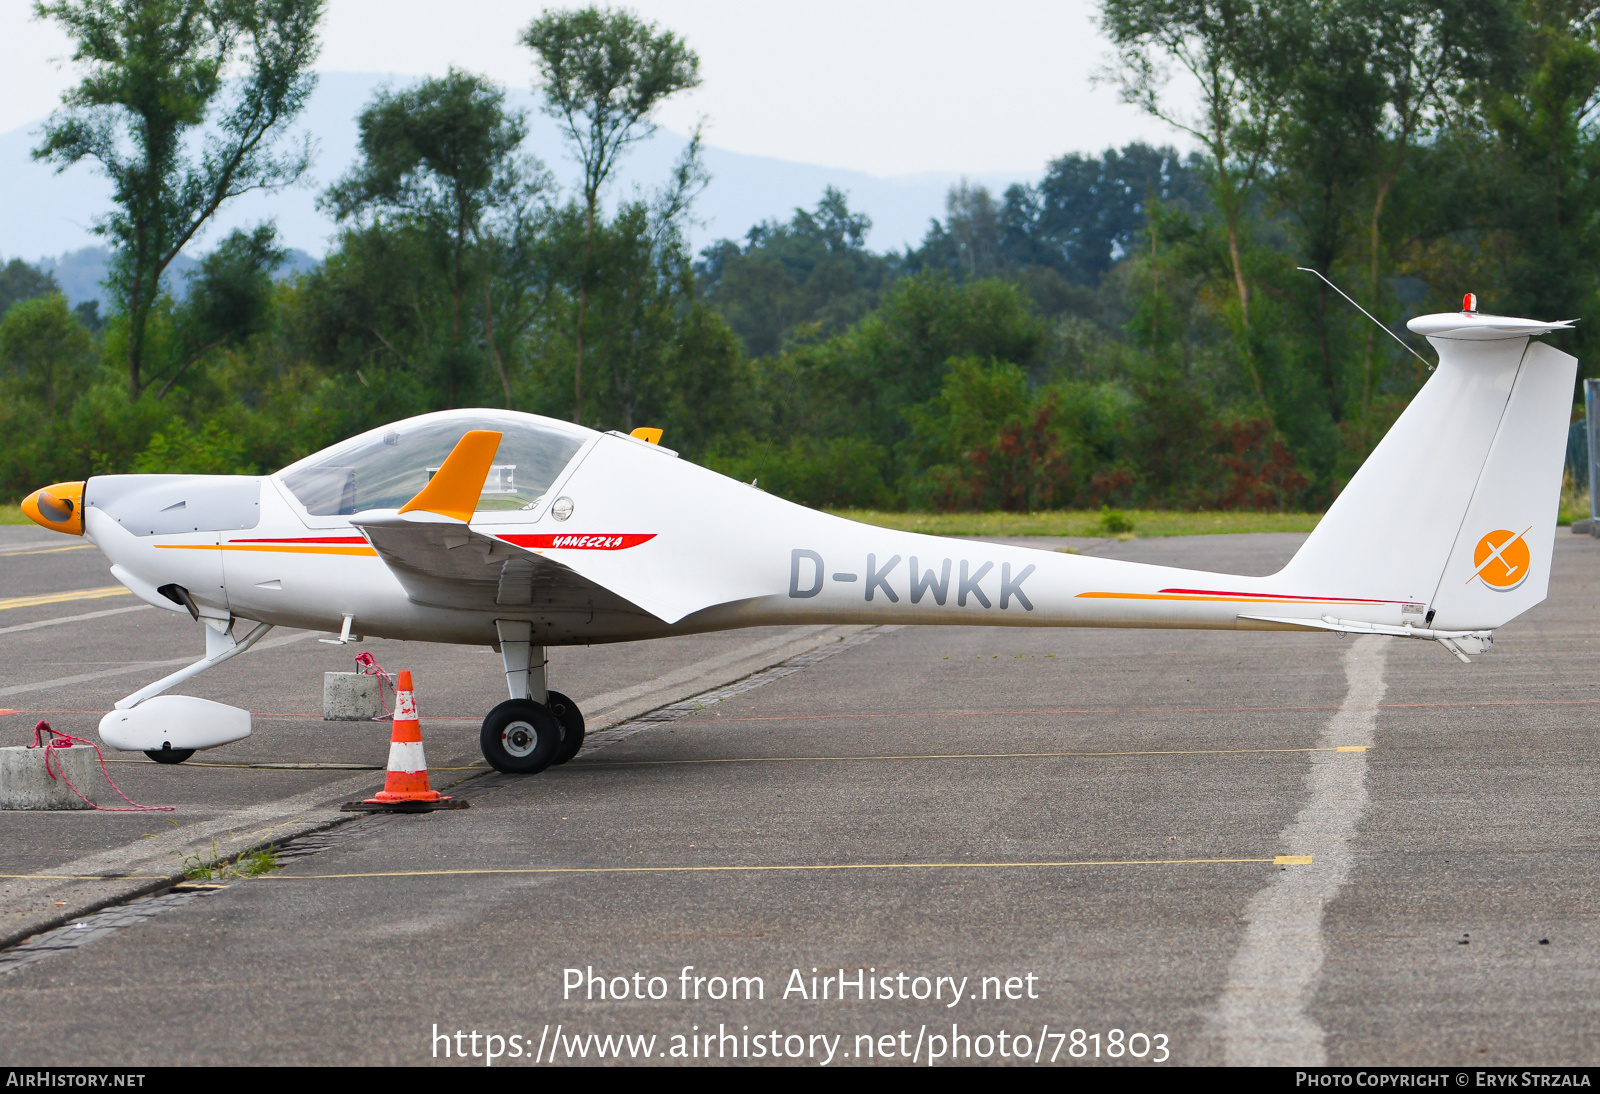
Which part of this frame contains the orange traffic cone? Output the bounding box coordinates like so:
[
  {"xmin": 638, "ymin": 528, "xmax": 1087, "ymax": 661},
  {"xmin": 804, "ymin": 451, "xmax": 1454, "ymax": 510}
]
[{"xmin": 344, "ymin": 670, "xmax": 467, "ymax": 813}]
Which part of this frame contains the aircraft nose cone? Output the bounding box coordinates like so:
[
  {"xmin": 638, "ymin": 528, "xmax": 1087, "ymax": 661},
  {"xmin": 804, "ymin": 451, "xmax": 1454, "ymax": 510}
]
[{"xmin": 21, "ymin": 481, "xmax": 85, "ymax": 535}]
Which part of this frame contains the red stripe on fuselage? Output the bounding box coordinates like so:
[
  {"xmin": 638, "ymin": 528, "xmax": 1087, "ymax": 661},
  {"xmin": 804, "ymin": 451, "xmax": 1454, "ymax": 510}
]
[
  {"xmin": 498, "ymin": 533, "xmax": 656, "ymax": 551},
  {"xmin": 228, "ymin": 536, "xmax": 370, "ymax": 544}
]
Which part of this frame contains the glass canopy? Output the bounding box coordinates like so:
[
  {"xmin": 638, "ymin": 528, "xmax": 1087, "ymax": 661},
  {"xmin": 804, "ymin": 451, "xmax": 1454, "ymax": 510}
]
[{"xmin": 275, "ymin": 411, "xmax": 588, "ymax": 516}]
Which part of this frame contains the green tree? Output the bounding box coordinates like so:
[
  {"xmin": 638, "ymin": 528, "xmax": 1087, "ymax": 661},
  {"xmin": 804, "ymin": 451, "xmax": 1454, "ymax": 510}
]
[
  {"xmin": 0, "ymin": 293, "xmax": 92, "ymax": 413},
  {"xmin": 901, "ymin": 358, "xmax": 1141, "ymax": 511},
  {"xmin": 478, "ymin": 166, "xmax": 560, "ymax": 408},
  {"xmin": 574, "ymin": 133, "xmax": 745, "ymax": 449},
  {"xmin": 936, "ymin": 181, "xmax": 1006, "ymax": 281},
  {"xmin": 325, "ymin": 69, "xmax": 538, "ymax": 407},
  {"xmin": 764, "ymin": 274, "xmax": 1051, "ymax": 471},
  {"xmin": 698, "ymin": 187, "xmax": 898, "ymax": 357},
  {"xmin": 0, "ymin": 259, "xmax": 61, "ymax": 320},
  {"xmin": 293, "ymin": 221, "xmax": 458, "ymax": 415},
  {"xmin": 1100, "ymin": 0, "xmax": 1292, "ymax": 426},
  {"xmin": 970, "ymin": 143, "xmax": 1201, "ymax": 286},
  {"xmin": 522, "ymin": 5, "xmax": 700, "ymax": 424},
  {"xmin": 1351, "ymin": 0, "xmax": 1522, "ymax": 413},
  {"xmin": 32, "ymin": 0, "xmax": 323, "ymax": 399},
  {"xmin": 1100, "ymin": 1, "xmax": 1289, "ymax": 329},
  {"xmin": 158, "ymin": 223, "xmax": 286, "ymax": 398},
  {"xmin": 1476, "ymin": 0, "xmax": 1600, "ymax": 359},
  {"xmin": 1272, "ymin": 3, "xmax": 1382, "ymax": 420},
  {"xmin": 0, "ymin": 293, "xmax": 97, "ymax": 496}
]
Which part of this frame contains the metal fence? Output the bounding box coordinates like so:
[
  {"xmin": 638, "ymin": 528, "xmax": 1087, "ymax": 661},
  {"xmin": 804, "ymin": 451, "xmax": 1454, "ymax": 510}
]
[
  {"xmin": 1569, "ymin": 378, "xmax": 1600, "ymax": 528},
  {"xmin": 1590, "ymin": 379, "xmax": 1600, "ymax": 523}
]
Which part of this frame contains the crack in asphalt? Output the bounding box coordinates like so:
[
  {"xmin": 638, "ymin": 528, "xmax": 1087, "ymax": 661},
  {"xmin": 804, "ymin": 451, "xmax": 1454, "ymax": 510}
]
[{"xmin": 1212, "ymin": 635, "xmax": 1389, "ymax": 1065}]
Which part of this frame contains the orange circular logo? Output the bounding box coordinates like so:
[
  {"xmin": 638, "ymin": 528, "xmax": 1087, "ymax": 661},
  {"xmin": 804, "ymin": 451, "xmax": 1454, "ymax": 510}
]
[{"xmin": 1472, "ymin": 529, "xmax": 1531, "ymax": 590}]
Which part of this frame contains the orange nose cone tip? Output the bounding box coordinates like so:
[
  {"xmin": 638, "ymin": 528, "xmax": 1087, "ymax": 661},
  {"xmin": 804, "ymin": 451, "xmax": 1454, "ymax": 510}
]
[{"xmin": 21, "ymin": 481, "xmax": 85, "ymax": 535}]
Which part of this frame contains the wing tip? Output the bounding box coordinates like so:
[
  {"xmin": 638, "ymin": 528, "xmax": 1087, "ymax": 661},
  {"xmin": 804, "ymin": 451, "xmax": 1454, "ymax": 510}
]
[{"xmin": 396, "ymin": 430, "xmax": 503, "ymax": 523}]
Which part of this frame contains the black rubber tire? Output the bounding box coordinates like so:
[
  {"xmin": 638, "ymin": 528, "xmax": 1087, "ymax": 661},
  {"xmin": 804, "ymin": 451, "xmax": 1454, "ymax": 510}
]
[
  {"xmin": 546, "ymin": 690, "xmax": 586, "ymax": 765},
  {"xmin": 480, "ymin": 699, "xmax": 562, "ymax": 774},
  {"xmin": 144, "ymin": 747, "xmax": 195, "ymax": 765}
]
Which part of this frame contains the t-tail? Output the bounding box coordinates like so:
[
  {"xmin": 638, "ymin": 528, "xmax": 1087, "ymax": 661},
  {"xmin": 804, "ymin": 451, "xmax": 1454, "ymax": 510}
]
[{"xmin": 1257, "ymin": 302, "xmax": 1577, "ymax": 661}]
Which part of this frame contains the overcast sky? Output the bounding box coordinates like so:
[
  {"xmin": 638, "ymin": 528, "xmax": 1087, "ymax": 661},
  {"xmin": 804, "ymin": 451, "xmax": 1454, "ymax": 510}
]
[{"xmin": 0, "ymin": 0, "xmax": 1184, "ymax": 178}]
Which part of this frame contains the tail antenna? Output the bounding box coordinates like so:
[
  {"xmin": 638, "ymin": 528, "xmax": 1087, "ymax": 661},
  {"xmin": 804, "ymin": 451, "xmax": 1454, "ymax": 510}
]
[{"xmin": 1296, "ymin": 267, "xmax": 1435, "ymax": 371}]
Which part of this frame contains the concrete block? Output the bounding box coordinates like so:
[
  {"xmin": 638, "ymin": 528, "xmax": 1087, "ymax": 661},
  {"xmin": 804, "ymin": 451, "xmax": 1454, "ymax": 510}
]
[
  {"xmin": 1572, "ymin": 518, "xmax": 1593, "ymax": 535},
  {"xmin": 0, "ymin": 745, "xmax": 99, "ymax": 810},
  {"xmin": 324, "ymin": 672, "xmax": 382, "ymax": 721}
]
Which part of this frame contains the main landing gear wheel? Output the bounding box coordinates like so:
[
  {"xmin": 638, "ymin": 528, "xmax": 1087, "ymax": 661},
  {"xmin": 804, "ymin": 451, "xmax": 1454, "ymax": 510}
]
[
  {"xmin": 546, "ymin": 690, "xmax": 585, "ymax": 766},
  {"xmin": 145, "ymin": 745, "xmax": 195, "ymax": 765},
  {"xmin": 480, "ymin": 699, "xmax": 562, "ymax": 774}
]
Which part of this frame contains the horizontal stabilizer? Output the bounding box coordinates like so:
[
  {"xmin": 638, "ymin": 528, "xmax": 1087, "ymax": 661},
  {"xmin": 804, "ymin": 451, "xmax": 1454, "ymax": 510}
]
[{"xmin": 1238, "ymin": 613, "xmax": 1493, "ymax": 663}]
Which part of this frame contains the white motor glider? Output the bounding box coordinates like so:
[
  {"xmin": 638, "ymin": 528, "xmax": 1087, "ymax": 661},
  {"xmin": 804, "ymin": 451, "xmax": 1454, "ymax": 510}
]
[{"xmin": 19, "ymin": 305, "xmax": 1577, "ymax": 773}]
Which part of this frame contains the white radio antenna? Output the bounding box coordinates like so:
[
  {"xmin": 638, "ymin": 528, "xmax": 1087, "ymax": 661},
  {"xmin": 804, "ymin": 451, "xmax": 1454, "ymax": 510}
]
[{"xmin": 1297, "ymin": 267, "xmax": 1435, "ymax": 370}]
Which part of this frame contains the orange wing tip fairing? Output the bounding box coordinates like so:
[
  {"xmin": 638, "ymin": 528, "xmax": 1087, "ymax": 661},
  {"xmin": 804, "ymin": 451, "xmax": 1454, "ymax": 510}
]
[
  {"xmin": 21, "ymin": 481, "xmax": 85, "ymax": 536},
  {"xmin": 397, "ymin": 430, "xmax": 503, "ymax": 523},
  {"xmin": 630, "ymin": 427, "xmax": 664, "ymax": 445}
]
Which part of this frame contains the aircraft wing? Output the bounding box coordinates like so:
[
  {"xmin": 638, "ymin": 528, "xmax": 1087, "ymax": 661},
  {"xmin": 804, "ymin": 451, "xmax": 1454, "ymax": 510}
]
[
  {"xmin": 351, "ymin": 509, "xmax": 660, "ymax": 618},
  {"xmin": 348, "ymin": 430, "xmax": 734, "ymax": 624}
]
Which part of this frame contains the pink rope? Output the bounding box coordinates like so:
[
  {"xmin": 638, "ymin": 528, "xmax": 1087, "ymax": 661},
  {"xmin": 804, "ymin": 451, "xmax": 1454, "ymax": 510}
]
[
  {"xmin": 353, "ymin": 652, "xmax": 396, "ymax": 720},
  {"xmin": 31, "ymin": 721, "xmax": 174, "ymax": 812}
]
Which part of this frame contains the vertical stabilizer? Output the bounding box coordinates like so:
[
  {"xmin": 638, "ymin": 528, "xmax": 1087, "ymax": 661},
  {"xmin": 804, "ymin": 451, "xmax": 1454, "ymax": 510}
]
[
  {"xmin": 1275, "ymin": 310, "xmax": 1576, "ymax": 635},
  {"xmin": 1426, "ymin": 339, "xmax": 1576, "ymax": 629}
]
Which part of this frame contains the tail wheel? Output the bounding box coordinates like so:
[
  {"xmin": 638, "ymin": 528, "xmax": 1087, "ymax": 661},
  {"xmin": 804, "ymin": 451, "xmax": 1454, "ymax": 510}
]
[
  {"xmin": 480, "ymin": 699, "xmax": 561, "ymax": 774},
  {"xmin": 546, "ymin": 690, "xmax": 586, "ymax": 765},
  {"xmin": 145, "ymin": 746, "xmax": 195, "ymax": 765}
]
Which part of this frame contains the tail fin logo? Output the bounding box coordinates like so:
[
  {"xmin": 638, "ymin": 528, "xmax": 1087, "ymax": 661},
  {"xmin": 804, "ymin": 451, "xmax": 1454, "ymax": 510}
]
[{"xmin": 1469, "ymin": 527, "xmax": 1533, "ymax": 590}]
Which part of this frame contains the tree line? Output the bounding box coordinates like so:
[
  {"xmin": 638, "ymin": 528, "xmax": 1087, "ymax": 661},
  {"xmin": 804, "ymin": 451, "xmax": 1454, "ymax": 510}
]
[{"xmin": 3, "ymin": 0, "xmax": 1597, "ymax": 514}]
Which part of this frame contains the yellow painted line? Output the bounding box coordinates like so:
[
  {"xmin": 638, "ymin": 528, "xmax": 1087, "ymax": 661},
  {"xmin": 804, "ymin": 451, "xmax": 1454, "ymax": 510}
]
[
  {"xmin": 156, "ymin": 544, "xmax": 378, "ymax": 556},
  {"xmin": 267, "ymin": 856, "xmax": 1309, "ymax": 881},
  {"xmin": 574, "ymin": 745, "xmax": 1374, "ymax": 769},
  {"xmin": 0, "ymin": 586, "xmax": 130, "ymax": 611},
  {"xmin": 0, "ymin": 544, "xmax": 95, "ymax": 557}
]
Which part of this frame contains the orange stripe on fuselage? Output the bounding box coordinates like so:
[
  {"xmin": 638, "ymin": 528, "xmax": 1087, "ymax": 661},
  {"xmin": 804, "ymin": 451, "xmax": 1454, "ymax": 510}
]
[
  {"xmin": 1157, "ymin": 587, "xmax": 1398, "ymax": 604},
  {"xmin": 1075, "ymin": 591, "xmax": 1388, "ymax": 606}
]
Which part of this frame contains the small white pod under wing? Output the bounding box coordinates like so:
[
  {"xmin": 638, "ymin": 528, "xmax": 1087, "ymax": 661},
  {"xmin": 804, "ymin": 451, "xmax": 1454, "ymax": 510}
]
[{"xmin": 99, "ymin": 695, "xmax": 252, "ymax": 753}]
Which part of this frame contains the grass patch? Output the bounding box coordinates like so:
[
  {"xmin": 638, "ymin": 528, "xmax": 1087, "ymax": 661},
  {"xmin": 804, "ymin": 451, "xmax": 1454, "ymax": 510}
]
[
  {"xmin": 180, "ymin": 841, "xmax": 281, "ymax": 881},
  {"xmin": 0, "ymin": 504, "xmax": 34, "ymax": 526},
  {"xmin": 234, "ymin": 847, "xmax": 281, "ymax": 877},
  {"xmin": 826, "ymin": 509, "xmax": 1324, "ymax": 538},
  {"xmin": 1558, "ymin": 478, "xmax": 1589, "ymax": 526}
]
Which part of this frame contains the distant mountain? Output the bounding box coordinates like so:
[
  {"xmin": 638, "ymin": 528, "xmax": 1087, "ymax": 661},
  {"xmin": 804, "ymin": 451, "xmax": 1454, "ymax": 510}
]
[
  {"xmin": 0, "ymin": 71, "xmax": 1034, "ymax": 272},
  {"xmin": 34, "ymin": 248, "xmax": 155, "ymax": 307},
  {"xmin": 35, "ymin": 246, "xmax": 321, "ymax": 308}
]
